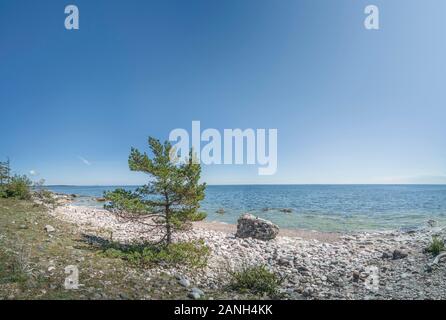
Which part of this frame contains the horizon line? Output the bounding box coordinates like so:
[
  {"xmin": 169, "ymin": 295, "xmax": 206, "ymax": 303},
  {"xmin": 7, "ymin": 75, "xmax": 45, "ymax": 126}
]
[{"xmin": 44, "ymin": 183, "xmax": 446, "ymax": 187}]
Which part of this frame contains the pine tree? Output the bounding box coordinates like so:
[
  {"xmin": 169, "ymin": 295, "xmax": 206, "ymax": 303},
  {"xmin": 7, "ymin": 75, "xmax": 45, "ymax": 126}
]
[{"xmin": 104, "ymin": 137, "xmax": 206, "ymax": 245}]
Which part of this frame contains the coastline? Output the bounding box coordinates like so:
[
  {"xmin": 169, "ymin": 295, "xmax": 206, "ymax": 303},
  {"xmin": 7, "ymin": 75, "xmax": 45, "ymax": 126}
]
[
  {"xmin": 45, "ymin": 184, "xmax": 446, "ymax": 234},
  {"xmin": 194, "ymin": 220, "xmax": 342, "ymax": 243},
  {"xmin": 45, "ymin": 194, "xmax": 446, "ymax": 299},
  {"xmin": 53, "ymin": 191, "xmax": 343, "ymax": 242}
]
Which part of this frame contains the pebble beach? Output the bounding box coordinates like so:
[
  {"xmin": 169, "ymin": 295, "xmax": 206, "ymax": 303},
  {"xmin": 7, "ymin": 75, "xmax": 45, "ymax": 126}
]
[{"xmin": 48, "ymin": 196, "xmax": 446, "ymax": 300}]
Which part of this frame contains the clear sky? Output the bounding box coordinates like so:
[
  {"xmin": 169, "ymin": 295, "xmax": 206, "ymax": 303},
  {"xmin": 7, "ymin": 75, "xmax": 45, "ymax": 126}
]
[{"xmin": 1, "ymin": 0, "xmax": 445, "ymax": 185}]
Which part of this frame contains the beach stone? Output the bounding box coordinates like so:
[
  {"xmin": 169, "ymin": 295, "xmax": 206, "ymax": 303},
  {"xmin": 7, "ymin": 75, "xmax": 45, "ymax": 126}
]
[
  {"xmin": 392, "ymin": 249, "xmax": 408, "ymax": 260},
  {"xmin": 44, "ymin": 225, "xmax": 55, "ymax": 233},
  {"xmin": 235, "ymin": 214, "xmax": 279, "ymax": 241},
  {"xmin": 119, "ymin": 293, "xmax": 130, "ymax": 300},
  {"xmin": 302, "ymin": 287, "xmax": 314, "ymax": 297},
  {"xmin": 179, "ymin": 278, "xmax": 190, "ymax": 287},
  {"xmin": 191, "ymin": 287, "xmax": 204, "ymax": 296},
  {"xmin": 427, "ymin": 219, "xmax": 438, "ymax": 228},
  {"xmin": 188, "ymin": 292, "xmax": 201, "ymax": 300},
  {"xmin": 188, "ymin": 287, "xmax": 204, "ymax": 299},
  {"xmin": 278, "ymin": 257, "xmax": 293, "ymax": 267}
]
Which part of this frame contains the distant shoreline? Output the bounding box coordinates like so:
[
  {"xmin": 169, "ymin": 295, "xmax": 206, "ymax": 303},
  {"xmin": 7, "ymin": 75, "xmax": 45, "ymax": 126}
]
[
  {"xmin": 44, "ymin": 183, "xmax": 446, "ymax": 187},
  {"xmin": 48, "ymin": 191, "xmax": 342, "ymax": 242},
  {"xmin": 45, "ymin": 185, "xmax": 446, "ymax": 234}
]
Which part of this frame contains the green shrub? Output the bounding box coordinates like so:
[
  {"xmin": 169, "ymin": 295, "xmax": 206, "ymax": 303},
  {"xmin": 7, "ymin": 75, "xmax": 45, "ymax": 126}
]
[
  {"xmin": 0, "ymin": 187, "xmax": 7, "ymax": 199},
  {"xmin": 3, "ymin": 175, "xmax": 32, "ymax": 200},
  {"xmin": 102, "ymin": 240, "xmax": 210, "ymax": 268},
  {"xmin": 229, "ymin": 264, "xmax": 283, "ymax": 296},
  {"xmin": 426, "ymin": 236, "xmax": 445, "ymax": 256}
]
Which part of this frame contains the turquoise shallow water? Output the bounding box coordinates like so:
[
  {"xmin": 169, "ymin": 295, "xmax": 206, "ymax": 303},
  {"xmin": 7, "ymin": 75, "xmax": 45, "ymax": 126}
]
[{"xmin": 46, "ymin": 185, "xmax": 446, "ymax": 232}]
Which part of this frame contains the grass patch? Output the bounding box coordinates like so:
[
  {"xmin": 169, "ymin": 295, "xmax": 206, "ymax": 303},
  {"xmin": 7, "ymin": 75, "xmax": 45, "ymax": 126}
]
[
  {"xmin": 426, "ymin": 236, "xmax": 445, "ymax": 256},
  {"xmin": 102, "ymin": 240, "xmax": 210, "ymax": 268},
  {"xmin": 0, "ymin": 249, "xmax": 31, "ymax": 285},
  {"xmin": 0, "ymin": 198, "xmax": 252, "ymax": 300},
  {"xmin": 229, "ymin": 265, "xmax": 283, "ymax": 297}
]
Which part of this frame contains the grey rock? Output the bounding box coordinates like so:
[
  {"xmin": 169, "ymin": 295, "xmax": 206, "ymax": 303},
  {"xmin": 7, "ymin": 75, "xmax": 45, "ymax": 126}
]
[
  {"xmin": 174, "ymin": 273, "xmax": 183, "ymax": 280},
  {"xmin": 179, "ymin": 278, "xmax": 190, "ymax": 287},
  {"xmin": 119, "ymin": 293, "xmax": 130, "ymax": 300},
  {"xmin": 297, "ymin": 265, "xmax": 309, "ymax": 272},
  {"xmin": 392, "ymin": 249, "xmax": 408, "ymax": 260},
  {"xmin": 382, "ymin": 251, "xmax": 392, "ymax": 259},
  {"xmin": 93, "ymin": 293, "xmax": 102, "ymax": 299},
  {"xmin": 427, "ymin": 219, "xmax": 438, "ymax": 228},
  {"xmin": 188, "ymin": 292, "xmax": 201, "ymax": 300},
  {"xmin": 191, "ymin": 287, "xmax": 204, "ymax": 296},
  {"xmin": 278, "ymin": 258, "xmax": 293, "ymax": 267},
  {"xmin": 302, "ymin": 287, "xmax": 314, "ymax": 297},
  {"xmin": 44, "ymin": 225, "xmax": 55, "ymax": 233}
]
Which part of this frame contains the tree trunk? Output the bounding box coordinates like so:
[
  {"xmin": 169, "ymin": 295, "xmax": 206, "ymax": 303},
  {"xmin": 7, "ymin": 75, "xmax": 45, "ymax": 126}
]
[
  {"xmin": 165, "ymin": 191, "xmax": 172, "ymax": 245},
  {"xmin": 166, "ymin": 220, "xmax": 172, "ymax": 245}
]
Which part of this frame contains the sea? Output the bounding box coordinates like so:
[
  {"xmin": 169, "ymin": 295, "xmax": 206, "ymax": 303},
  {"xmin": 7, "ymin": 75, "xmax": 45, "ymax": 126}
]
[{"xmin": 45, "ymin": 184, "xmax": 446, "ymax": 233}]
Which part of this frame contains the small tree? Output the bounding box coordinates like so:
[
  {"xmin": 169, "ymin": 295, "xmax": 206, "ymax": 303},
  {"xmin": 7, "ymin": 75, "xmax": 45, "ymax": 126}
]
[
  {"xmin": 104, "ymin": 137, "xmax": 206, "ymax": 245},
  {"xmin": 4, "ymin": 175, "xmax": 33, "ymax": 200}
]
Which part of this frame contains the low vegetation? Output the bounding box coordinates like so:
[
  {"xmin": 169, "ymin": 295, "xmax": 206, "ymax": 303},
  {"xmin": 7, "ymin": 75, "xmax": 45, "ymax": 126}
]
[
  {"xmin": 0, "ymin": 197, "xmax": 260, "ymax": 300},
  {"xmin": 0, "ymin": 246, "xmax": 34, "ymax": 286},
  {"xmin": 229, "ymin": 264, "xmax": 283, "ymax": 297},
  {"xmin": 426, "ymin": 236, "xmax": 445, "ymax": 256},
  {"xmin": 102, "ymin": 240, "xmax": 210, "ymax": 268},
  {"xmin": 0, "ymin": 159, "xmax": 56, "ymax": 207},
  {"xmin": 0, "ymin": 198, "xmax": 215, "ymax": 299},
  {"xmin": 0, "ymin": 154, "xmax": 268, "ymax": 300},
  {"xmin": 0, "ymin": 175, "xmax": 33, "ymax": 200},
  {"xmin": 0, "ymin": 198, "xmax": 80, "ymax": 299}
]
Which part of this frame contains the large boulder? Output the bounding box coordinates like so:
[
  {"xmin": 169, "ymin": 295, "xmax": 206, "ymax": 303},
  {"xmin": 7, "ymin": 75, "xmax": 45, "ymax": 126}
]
[{"xmin": 235, "ymin": 214, "xmax": 279, "ymax": 240}]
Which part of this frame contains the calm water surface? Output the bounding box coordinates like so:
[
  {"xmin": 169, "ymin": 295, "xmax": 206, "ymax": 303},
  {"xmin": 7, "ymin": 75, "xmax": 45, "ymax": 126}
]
[{"xmin": 46, "ymin": 185, "xmax": 446, "ymax": 232}]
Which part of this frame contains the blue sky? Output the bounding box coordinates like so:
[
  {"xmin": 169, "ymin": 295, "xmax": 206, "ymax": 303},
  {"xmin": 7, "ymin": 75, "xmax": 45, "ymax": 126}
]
[{"xmin": 1, "ymin": 0, "xmax": 445, "ymax": 185}]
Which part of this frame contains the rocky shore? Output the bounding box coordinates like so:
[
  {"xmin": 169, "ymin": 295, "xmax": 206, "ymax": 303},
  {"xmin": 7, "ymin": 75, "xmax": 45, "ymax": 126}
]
[{"xmin": 48, "ymin": 198, "xmax": 446, "ymax": 300}]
